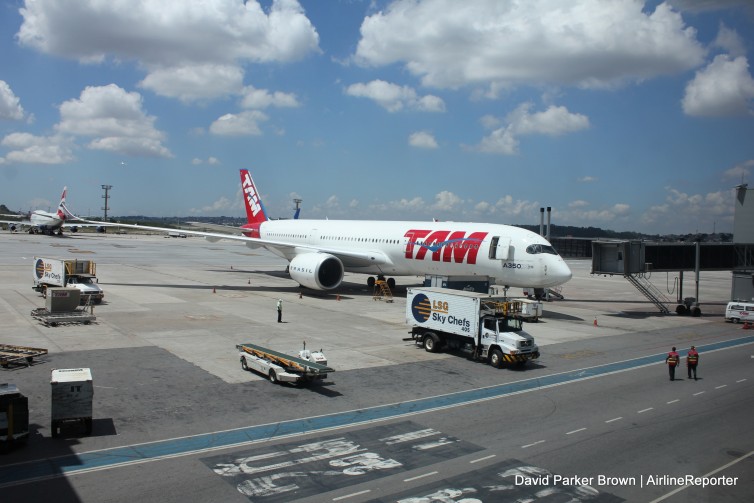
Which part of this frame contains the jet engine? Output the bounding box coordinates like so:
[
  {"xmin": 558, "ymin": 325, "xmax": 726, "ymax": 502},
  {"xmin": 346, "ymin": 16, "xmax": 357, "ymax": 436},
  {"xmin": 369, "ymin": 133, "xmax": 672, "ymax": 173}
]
[{"xmin": 288, "ymin": 253, "xmax": 344, "ymax": 290}]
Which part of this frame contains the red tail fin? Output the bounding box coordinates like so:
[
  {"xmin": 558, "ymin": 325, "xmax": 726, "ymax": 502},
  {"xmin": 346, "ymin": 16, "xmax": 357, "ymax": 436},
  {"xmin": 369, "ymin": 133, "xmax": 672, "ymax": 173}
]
[
  {"xmin": 56, "ymin": 186, "xmax": 68, "ymax": 220},
  {"xmin": 240, "ymin": 170, "xmax": 268, "ymax": 225}
]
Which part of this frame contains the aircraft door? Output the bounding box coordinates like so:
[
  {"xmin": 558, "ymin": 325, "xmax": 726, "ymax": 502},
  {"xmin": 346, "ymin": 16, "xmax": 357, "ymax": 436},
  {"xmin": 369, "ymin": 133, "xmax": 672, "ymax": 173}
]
[{"xmin": 488, "ymin": 236, "xmax": 510, "ymax": 260}]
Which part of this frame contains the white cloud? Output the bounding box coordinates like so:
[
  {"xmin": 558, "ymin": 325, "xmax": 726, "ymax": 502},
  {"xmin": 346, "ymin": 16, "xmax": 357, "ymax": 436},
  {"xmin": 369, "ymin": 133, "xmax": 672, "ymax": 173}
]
[
  {"xmin": 55, "ymin": 84, "xmax": 172, "ymax": 158},
  {"xmin": 474, "ymin": 102, "xmax": 589, "ymax": 155},
  {"xmin": 713, "ymin": 23, "xmax": 746, "ymax": 58},
  {"xmin": 0, "ymin": 132, "xmax": 74, "ymax": 164},
  {"xmin": 139, "ymin": 64, "xmax": 244, "ymax": 102},
  {"xmin": 190, "ymin": 196, "xmax": 233, "ymax": 215},
  {"xmin": 723, "ymin": 160, "xmax": 753, "ymax": 182},
  {"xmin": 641, "ymin": 186, "xmax": 733, "ymax": 229},
  {"xmin": 191, "ymin": 157, "xmax": 221, "ymax": 166},
  {"xmin": 682, "ymin": 55, "xmax": 754, "ymax": 116},
  {"xmin": 560, "ymin": 203, "xmax": 633, "ymax": 226},
  {"xmin": 409, "ymin": 131, "xmax": 438, "ymax": 149},
  {"xmin": 209, "ymin": 111, "xmax": 268, "ymax": 136},
  {"xmin": 578, "ymin": 176, "xmax": 598, "ymax": 182},
  {"xmin": 355, "ymin": 0, "xmax": 705, "ymax": 89},
  {"xmin": 18, "ymin": 0, "xmax": 320, "ymax": 102},
  {"xmin": 431, "ymin": 191, "xmax": 462, "ymax": 212},
  {"xmin": 240, "ymin": 85, "xmax": 300, "ymax": 109},
  {"xmin": 0, "ymin": 81, "xmax": 25, "ymax": 121},
  {"xmin": 345, "ymin": 80, "xmax": 445, "ymax": 112},
  {"xmin": 473, "ymin": 195, "xmax": 540, "ymax": 219},
  {"xmin": 569, "ymin": 200, "xmax": 589, "ymax": 208}
]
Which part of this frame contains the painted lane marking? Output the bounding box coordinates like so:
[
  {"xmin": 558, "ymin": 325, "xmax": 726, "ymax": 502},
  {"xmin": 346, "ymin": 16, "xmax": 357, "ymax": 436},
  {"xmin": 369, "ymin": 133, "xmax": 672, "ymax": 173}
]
[
  {"xmin": 667, "ymin": 399, "xmax": 680, "ymax": 404},
  {"xmin": 403, "ymin": 471, "xmax": 438, "ymax": 482},
  {"xmin": 2, "ymin": 334, "xmax": 753, "ymax": 488},
  {"xmin": 521, "ymin": 440, "xmax": 545, "ymax": 449},
  {"xmin": 649, "ymin": 449, "xmax": 754, "ymax": 502},
  {"xmin": 638, "ymin": 407, "xmax": 653, "ymax": 414},
  {"xmin": 736, "ymin": 379, "xmax": 747, "ymax": 383},
  {"xmin": 605, "ymin": 417, "xmax": 622, "ymax": 424},
  {"xmin": 470, "ymin": 455, "xmax": 496, "ymax": 464},
  {"xmin": 715, "ymin": 385, "xmax": 727, "ymax": 389},
  {"xmin": 566, "ymin": 428, "xmax": 587, "ymax": 435},
  {"xmin": 693, "ymin": 391, "xmax": 705, "ymax": 396},
  {"xmin": 333, "ymin": 490, "xmax": 371, "ymax": 501}
]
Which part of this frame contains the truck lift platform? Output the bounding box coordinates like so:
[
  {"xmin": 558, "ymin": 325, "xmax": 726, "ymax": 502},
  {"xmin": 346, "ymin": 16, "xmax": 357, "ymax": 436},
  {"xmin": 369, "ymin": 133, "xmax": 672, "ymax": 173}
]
[
  {"xmin": 30, "ymin": 308, "xmax": 96, "ymax": 327},
  {"xmin": 236, "ymin": 342, "xmax": 334, "ymax": 385},
  {"xmin": 0, "ymin": 344, "xmax": 48, "ymax": 368}
]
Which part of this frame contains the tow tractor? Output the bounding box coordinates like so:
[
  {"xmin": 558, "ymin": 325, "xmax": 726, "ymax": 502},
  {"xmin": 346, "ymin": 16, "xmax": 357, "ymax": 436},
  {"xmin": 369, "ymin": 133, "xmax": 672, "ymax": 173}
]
[{"xmin": 237, "ymin": 342, "xmax": 334, "ymax": 385}]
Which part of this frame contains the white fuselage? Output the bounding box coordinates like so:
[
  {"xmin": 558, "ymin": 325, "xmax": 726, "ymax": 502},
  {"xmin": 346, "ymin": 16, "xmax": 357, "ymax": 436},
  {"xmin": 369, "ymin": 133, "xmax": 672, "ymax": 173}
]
[
  {"xmin": 256, "ymin": 219, "xmax": 571, "ymax": 288},
  {"xmin": 30, "ymin": 210, "xmax": 64, "ymax": 231}
]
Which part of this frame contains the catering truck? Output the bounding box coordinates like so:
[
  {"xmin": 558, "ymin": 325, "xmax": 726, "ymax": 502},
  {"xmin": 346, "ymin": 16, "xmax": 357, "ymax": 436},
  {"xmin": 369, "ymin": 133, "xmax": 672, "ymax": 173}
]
[
  {"xmin": 406, "ymin": 287, "xmax": 539, "ymax": 368},
  {"xmin": 32, "ymin": 257, "xmax": 104, "ymax": 304}
]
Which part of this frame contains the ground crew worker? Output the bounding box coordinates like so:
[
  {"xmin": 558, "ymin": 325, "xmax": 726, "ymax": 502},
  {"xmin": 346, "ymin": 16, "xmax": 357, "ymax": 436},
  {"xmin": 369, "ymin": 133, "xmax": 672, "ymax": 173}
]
[
  {"xmin": 687, "ymin": 345, "xmax": 699, "ymax": 380},
  {"xmin": 277, "ymin": 299, "xmax": 283, "ymax": 323},
  {"xmin": 665, "ymin": 346, "xmax": 680, "ymax": 381}
]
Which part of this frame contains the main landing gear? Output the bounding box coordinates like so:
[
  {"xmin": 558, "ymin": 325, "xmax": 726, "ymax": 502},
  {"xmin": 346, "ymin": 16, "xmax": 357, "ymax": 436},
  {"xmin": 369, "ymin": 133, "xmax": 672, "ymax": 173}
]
[{"xmin": 367, "ymin": 276, "xmax": 395, "ymax": 290}]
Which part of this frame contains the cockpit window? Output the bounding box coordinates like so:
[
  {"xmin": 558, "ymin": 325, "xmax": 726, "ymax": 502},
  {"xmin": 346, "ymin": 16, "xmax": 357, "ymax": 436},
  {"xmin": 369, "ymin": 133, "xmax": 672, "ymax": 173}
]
[{"xmin": 526, "ymin": 244, "xmax": 558, "ymax": 255}]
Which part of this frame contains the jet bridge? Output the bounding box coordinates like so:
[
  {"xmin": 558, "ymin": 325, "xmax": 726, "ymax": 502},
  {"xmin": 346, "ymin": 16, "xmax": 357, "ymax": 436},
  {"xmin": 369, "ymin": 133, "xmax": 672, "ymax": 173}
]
[{"xmin": 591, "ymin": 241, "xmax": 754, "ymax": 315}]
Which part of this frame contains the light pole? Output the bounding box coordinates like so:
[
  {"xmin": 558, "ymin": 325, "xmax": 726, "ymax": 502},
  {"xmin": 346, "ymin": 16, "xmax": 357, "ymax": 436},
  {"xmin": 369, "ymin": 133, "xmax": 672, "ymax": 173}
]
[{"xmin": 101, "ymin": 185, "xmax": 112, "ymax": 221}]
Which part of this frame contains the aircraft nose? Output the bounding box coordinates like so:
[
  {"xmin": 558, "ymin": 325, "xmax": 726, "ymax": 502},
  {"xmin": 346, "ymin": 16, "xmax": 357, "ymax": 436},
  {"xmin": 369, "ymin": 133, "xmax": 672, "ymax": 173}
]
[{"xmin": 549, "ymin": 259, "xmax": 572, "ymax": 286}]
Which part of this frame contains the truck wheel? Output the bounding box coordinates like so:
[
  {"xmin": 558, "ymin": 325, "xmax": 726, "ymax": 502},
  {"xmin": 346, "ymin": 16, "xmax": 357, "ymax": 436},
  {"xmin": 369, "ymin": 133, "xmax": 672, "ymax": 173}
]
[
  {"xmin": 423, "ymin": 333, "xmax": 440, "ymax": 353},
  {"xmin": 489, "ymin": 349, "xmax": 504, "ymax": 369},
  {"xmin": 269, "ymin": 370, "xmax": 278, "ymax": 384},
  {"xmin": 241, "ymin": 357, "xmax": 249, "ymax": 371}
]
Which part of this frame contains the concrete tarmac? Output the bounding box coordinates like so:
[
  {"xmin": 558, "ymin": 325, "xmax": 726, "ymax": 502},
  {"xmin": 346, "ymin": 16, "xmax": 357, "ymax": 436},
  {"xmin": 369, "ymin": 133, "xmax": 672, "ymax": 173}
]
[{"xmin": 0, "ymin": 231, "xmax": 748, "ymax": 501}]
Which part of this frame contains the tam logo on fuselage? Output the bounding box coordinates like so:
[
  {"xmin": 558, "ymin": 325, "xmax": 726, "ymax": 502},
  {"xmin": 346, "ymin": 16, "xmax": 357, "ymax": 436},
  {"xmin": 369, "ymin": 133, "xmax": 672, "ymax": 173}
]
[
  {"xmin": 242, "ymin": 173, "xmax": 262, "ymax": 217},
  {"xmin": 404, "ymin": 229, "xmax": 487, "ymax": 264}
]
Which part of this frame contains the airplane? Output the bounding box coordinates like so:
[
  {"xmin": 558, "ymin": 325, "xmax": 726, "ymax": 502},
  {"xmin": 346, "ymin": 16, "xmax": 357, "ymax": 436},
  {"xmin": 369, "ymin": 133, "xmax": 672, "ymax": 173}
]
[
  {"xmin": 70, "ymin": 169, "xmax": 573, "ymax": 292},
  {"xmin": 1, "ymin": 187, "xmax": 105, "ymax": 235}
]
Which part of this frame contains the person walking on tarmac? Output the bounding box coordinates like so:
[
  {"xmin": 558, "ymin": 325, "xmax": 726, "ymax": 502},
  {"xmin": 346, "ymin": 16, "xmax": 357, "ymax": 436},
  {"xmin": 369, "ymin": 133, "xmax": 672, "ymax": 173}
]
[
  {"xmin": 277, "ymin": 299, "xmax": 283, "ymax": 323},
  {"xmin": 687, "ymin": 345, "xmax": 699, "ymax": 380},
  {"xmin": 665, "ymin": 346, "xmax": 680, "ymax": 381}
]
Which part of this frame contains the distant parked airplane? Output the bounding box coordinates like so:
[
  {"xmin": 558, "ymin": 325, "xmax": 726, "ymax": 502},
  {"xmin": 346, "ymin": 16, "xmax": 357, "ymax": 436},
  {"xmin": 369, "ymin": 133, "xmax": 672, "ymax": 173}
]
[
  {"xmin": 1, "ymin": 187, "xmax": 104, "ymax": 235},
  {"xmin": 72, "ymin": 169, "xmax": 572, "ymax": 292}
]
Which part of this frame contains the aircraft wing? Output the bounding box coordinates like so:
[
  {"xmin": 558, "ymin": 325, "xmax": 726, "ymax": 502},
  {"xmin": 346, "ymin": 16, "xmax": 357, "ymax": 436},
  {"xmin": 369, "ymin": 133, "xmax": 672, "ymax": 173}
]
[{"xmin": 72, "ymin": 219, "xmax": 392, "ymax": 267}]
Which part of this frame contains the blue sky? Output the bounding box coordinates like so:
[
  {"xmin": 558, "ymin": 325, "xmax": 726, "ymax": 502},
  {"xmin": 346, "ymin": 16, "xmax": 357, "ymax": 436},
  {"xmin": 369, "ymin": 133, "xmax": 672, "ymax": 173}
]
[{"xmin": 1, "ymin": 0, "xmax": 753, "ymax": 235}]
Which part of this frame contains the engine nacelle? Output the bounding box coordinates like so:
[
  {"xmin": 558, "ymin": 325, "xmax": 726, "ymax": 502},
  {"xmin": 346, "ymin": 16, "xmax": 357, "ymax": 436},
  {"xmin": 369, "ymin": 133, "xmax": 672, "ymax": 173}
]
[
  {"xmin": 69, "ymin": 226, "xmax": 78, "ymax": 233},
  {"xmin": 289, "ymin": 253, "xmax": 344, "ymax": 290}
]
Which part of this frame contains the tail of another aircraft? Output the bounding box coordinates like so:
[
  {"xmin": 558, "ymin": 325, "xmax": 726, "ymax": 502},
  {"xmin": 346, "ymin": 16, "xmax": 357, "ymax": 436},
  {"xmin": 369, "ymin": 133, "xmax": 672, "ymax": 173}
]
[
  {"xmin": 56, "ymin": 187, "xmax": 68, "ymax": 220},
  {"xmin": 240, "ymin": 170, "xmax": 268, "ymax": 235}
]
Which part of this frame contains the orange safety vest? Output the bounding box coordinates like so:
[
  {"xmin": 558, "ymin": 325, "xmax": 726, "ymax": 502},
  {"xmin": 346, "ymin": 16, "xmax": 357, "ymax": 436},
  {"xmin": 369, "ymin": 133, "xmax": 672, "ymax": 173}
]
[
  {"xmin": 687, "ymin": 350, "xmax": 699, "ymax": 365},
  {"xmin": 667, "ymin": 352, "xmax": 679, "ymax": 366}
]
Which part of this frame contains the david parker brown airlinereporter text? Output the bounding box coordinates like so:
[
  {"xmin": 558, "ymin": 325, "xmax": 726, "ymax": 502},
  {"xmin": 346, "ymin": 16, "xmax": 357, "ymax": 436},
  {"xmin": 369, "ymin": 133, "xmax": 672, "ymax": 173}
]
[{"xmin": 515, "ymin": 473, "xmax": 739, "ymax": 489}]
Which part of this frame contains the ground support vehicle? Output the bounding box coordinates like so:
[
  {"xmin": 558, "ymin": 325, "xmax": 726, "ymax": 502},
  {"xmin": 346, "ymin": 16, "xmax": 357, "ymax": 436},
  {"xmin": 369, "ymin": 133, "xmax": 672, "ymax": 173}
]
[
  {"xmin": 51, "ymin": 368, "xmax": 93, "ymax": 437},
  {"xmin": 237, "ymin": 342, "xmax": 334, "ymax": 385},
  {"xmin": 31, "ymin": 307, "xmax": 95, "ymax": 327},
  {"xmin": 0, "ymin": 344, "xmax": 48, "ymax": 368},
  {"xmin": 406, "ymin": 287, "xmax": 539, "ymax": 368},
  {"xmin": 518, "ymin": 298, "xmax": 543, "ymax": 322},
  {"xmin": 725, "ymin": 301, "xmax": 754, "ymax": 323},
  {"xmin": 0, "ymin": 383, "xmax": 29, "ymax": 452},
  {"xmin": 32, "ymin": 257, "xmax": 104, "ymax": 304}
]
